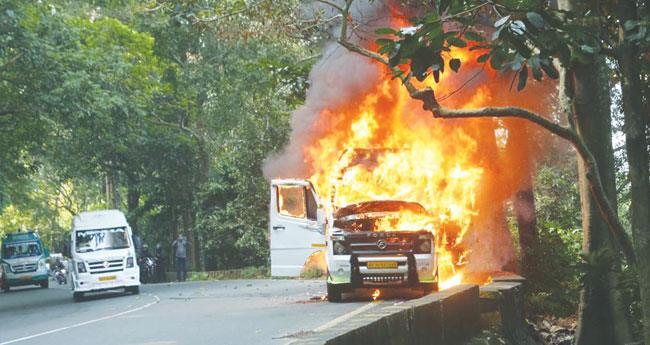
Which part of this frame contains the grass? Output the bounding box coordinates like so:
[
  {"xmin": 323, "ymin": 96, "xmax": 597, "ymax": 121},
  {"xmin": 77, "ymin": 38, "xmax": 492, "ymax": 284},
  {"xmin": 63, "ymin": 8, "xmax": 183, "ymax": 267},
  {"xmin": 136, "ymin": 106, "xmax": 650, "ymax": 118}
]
[
  {"xmin": 187, "ymin": 266, "xmax": 269, "ymax": 281},
  {"xmin": 185, "ymin": 265, "xmax": 328, "ymax": 282}
]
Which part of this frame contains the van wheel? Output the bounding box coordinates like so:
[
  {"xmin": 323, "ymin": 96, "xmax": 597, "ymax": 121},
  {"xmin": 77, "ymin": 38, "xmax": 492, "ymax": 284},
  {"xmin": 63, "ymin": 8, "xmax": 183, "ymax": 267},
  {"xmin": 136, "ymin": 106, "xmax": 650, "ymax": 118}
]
[
  {"xmin": 421, "ymin": 282, "xmax": 438, "ymax": 294},
  {"xmin": 40, "ymin": 280, "xmax": 49, "ymax": 289},
  {"xmin": 126, "ymin": 286, "xmax": 140, "ymax": 295},
  {"xmin": 73, "ymin": 292, "xmax": 84, "ymax": 302},
  {"xmin": 2, "ymin": 284, "xmax": 9, "ymax": 293},
  {"xmin": 327, "ymin": 283, "xmax": 343, "ymax": 302}
]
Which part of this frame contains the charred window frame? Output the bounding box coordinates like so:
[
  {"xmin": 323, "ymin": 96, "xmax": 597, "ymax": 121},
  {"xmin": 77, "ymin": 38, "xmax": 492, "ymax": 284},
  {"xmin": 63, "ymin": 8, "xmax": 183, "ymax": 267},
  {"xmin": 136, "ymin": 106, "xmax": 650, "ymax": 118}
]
[
  {"xmin": 276, "ymin": 185, "xmax": 318, "ymax": 221},
  {"xmin": 276, "ymin": 185, "xmax": 307, "ymax": 219}
]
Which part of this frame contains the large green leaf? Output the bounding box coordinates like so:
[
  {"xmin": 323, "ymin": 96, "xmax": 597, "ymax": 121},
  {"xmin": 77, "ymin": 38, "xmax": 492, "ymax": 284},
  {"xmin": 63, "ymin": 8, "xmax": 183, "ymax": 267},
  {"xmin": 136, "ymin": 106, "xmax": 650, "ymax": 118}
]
[
  {"xmin": 449, "ymin": 58, "xmax": 461, "ymax": 72},
  {"xmin": 517, "ymin": 65, "xmax": 528, "ymax": 91}
]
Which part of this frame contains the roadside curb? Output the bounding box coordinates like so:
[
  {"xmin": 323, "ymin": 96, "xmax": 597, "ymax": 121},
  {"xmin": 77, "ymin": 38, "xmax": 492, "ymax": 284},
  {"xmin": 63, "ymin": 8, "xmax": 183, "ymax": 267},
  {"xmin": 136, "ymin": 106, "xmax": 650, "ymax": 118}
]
[{"xmin": 292, "ymin": 285, "xmax": 480, "ymax": 345}]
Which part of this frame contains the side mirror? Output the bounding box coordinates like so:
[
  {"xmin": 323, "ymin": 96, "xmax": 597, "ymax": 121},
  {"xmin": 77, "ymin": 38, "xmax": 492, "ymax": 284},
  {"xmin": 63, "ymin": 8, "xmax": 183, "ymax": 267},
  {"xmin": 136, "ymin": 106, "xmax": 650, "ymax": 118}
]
[{"xmin": 44, "ymin": 247, "xmax": 50, "ymax": 257}]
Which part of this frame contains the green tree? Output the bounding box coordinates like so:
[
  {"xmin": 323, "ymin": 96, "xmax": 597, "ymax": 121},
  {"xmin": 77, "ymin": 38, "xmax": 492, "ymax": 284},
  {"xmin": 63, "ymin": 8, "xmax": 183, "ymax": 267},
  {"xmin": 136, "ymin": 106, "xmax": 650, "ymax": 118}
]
[
  {"xmin": 0, "ymin": 1, "xmax": 68, "ymax": 207},
  {"xmin": 0, "ymin": 0, "xmax": 317, "ymax": 274}
]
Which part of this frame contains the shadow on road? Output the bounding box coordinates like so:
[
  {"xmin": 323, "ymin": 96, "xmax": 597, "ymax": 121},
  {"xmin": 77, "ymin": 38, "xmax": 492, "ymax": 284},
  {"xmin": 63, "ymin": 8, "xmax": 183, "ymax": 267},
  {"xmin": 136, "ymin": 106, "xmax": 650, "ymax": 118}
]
[
  {"xmin": 0, "ymin": 285, "xmax": 72, "ymax": 313},
  {"xmin": 77, "ymin": 289, "xmax": 138, "ymax": 302},
  {"xmin": 294, "ymin": 287, "xmax": 426, "ymax": 304},
  {"xmin": 1, "ymin": 285, "xmax": 46, "ymax": 293}
]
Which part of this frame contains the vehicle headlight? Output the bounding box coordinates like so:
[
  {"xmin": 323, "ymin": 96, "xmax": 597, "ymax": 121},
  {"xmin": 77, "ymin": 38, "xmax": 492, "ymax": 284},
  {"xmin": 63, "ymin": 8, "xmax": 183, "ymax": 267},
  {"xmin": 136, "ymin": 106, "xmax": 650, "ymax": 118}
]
[
  {"xmin": 39, "ymin": 259, "xmax": 47, "ymax": 269},
  {"xmin": 332, "ymin": 241, "xmax": 348, "ymax": 255},
  {"xmin": 77, "ymin": 261, "xmax": 87, "ymax": 273},
  {"xmin": 2, "ymin": 263, "xmax": 12, "ymax": 273},
  {"xmin": 415, "ymin": 239, "xmax": 432, "ymax": 254},
  {"xmin": 126, "ymin": 257, "xmax": 134, "ymax": 268}
]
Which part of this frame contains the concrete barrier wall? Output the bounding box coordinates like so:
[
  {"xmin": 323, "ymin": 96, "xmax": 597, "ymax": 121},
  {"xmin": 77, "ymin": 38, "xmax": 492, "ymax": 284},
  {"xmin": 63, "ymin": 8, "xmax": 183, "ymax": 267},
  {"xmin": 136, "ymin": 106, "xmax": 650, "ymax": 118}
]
[
  {"xmin": 480, "ymin": 280, "xmax": 536, "ymax": 345},
  {"xmin": 294, "ymin": 285, "xmax": 480, "ymax": 345}
]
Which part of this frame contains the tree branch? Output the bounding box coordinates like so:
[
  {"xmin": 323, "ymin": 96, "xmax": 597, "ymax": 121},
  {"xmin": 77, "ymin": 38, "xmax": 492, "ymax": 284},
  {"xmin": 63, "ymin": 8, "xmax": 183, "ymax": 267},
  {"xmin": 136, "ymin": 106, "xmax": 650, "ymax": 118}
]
[
  {"xmin": 188, "ymin": 8, "xmax": 247, "ymax": 24},
  {"xmin": 322, "ymin": 0, "xmax": 638, "ymax": 266},
  {"xmin": 315, "ymin": 0, "xmax": 344, "ymax": 13},
  {"xmin": 428, "ymin": 93, "xmax": 636, "ymax": 265},
  {"xmin": 146, "ymin": 115, "xmax": 198, "ymax": 137},
  {"xmin": 0, "ymin": 52, "xmax": 23, "ymax": 72}
]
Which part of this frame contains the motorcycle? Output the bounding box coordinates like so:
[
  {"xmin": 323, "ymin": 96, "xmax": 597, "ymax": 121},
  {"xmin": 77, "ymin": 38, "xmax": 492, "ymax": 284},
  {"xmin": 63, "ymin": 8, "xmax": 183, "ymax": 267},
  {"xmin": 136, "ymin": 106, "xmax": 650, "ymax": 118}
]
[
  {"xmin": 139, "ymin": 257, "xmax": 157, "ymax": 284},
  {"xmin": 54, "ymin": 267, "xmax": 67, "ymax": 285}
]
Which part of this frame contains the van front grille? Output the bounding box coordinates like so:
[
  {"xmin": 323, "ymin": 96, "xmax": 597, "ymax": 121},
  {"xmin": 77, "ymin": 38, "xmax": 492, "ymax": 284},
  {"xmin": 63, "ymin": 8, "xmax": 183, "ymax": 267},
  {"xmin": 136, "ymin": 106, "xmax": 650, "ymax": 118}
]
[
  {"xmin": 362, "ymin": 274, "xmax": 406, "ymax": 285},
  {"xmin": 87, "ymin": 259, "xmax": 124, "ymax": 274},
  {"xmin": 11, "ymin": 263, "xmax": 37, "ymax": 273}
]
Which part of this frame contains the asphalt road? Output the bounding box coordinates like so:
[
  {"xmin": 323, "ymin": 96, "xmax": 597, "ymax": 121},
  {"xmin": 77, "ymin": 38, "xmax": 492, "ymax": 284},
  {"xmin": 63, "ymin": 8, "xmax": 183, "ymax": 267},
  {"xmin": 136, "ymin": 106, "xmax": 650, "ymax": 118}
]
[{"xmin": 0, "ymin": 278, "xmax": 414, "ymax": 345}]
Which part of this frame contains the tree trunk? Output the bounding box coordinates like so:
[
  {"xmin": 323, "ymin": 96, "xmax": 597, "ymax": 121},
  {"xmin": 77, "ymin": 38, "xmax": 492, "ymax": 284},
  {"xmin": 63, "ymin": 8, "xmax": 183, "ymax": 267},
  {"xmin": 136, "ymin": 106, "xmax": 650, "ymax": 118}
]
[
  {"xmin": 105, "ymin": 171, "xmax": 120, "ymax": 210},
  {"xmin": 617, "ymin": 2, "xmax": 650, "ymax": 342},
  {"xmin": 171, "ymin": 205, "xmax": 177, "ymax": 272},
  {"xmin": 466, "ymin": 119, "xmax": 516, "ymax": 274},
  {"xmin": 126, "ymin": 175, "xmax": 140, "ymax": 233},
  {"xmin": 196, "ymin": 142, "xmax": 209, "ymax": 272},
  {"xmin": 564, "ymin": 54, "xmax": 633, "ymax": 345},
  {"xmin": 105, "ymin": 174, "xmax": 111, "ymax": 208},
  {"xmin": 505, "ymin": 122, "xmax": 540, "ymax": 280},
  {"xmin": 182, "ymin": 208, "xmax": 196, "ymax": 272},
  {"xmin": 513, "ymin": 177, "xmax": 539, "ymax": 280}
]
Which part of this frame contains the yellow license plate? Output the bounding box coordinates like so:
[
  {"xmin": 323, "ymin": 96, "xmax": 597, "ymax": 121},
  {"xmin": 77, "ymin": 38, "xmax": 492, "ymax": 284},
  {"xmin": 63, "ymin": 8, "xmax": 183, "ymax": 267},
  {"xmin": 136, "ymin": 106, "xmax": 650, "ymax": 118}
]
[
  {"xmin": 99, "ymin": 275, "xmax": 116, "ymax": 282},
  {"xmin": 367, "ymin": 261, "xmax": 398, "ymax": 269},
  {"xmin": 20, "ymin": 276, "xmax": 32, "ymax": 281}
]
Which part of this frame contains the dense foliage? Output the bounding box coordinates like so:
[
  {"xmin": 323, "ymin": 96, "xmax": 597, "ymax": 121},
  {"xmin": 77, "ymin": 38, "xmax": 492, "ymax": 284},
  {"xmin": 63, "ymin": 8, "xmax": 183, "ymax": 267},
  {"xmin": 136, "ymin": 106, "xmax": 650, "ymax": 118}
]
[{"xmin": 0, "ymin": 0, "xmax": 316, "ymax": 270}]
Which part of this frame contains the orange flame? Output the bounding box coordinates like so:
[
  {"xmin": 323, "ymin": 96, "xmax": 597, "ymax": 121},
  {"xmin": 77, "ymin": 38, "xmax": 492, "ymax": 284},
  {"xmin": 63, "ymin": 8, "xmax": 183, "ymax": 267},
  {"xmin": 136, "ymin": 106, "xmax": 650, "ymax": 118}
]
[
  {"xmin": 372, "ymin": 289, "xmax": 381, "ymax": 301},
  {"xmin": 267, "ymin": 5, "xmax": 555, "ymax": 290},
  {"xmin": 305, "ymin": 65, "xmax": 485, "ymax": 288},
  {"xmin": 440, "ymin": 273, "xmax": 463, "ymax": 290}
]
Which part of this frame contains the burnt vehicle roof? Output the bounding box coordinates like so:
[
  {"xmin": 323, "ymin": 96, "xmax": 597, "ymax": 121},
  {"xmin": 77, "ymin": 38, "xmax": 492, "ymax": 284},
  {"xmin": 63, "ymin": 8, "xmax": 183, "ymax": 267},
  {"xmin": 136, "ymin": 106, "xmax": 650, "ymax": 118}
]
[{"xmin": 334, "ymin": 200, "xmax": 427, "ymax": 218}]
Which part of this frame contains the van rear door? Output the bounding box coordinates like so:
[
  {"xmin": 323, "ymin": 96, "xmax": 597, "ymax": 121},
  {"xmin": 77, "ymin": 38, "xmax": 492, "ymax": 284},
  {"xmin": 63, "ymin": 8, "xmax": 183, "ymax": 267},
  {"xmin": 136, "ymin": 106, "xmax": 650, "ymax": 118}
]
[{"xmin": 270, "ymin": 179, "xmax": 325, "ymax": 277}]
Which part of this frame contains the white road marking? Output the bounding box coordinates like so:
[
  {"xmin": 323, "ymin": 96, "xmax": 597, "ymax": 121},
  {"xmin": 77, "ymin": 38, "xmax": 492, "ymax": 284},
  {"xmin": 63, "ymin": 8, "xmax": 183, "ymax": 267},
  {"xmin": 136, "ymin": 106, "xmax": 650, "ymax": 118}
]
[
  {"xmin": 313, "ymin": 301, "xmax": 380, "ymax": 332},
  {"xmin": 0, "ymin": 294, "xmax": 160, "ymax": 345}
]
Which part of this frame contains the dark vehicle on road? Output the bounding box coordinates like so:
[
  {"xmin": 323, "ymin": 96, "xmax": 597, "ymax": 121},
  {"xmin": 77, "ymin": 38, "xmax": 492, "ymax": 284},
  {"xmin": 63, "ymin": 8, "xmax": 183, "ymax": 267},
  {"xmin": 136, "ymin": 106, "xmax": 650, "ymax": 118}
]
[{"xmin": 139, "ymin": 256, "xmax": 157, "ymax": 283}]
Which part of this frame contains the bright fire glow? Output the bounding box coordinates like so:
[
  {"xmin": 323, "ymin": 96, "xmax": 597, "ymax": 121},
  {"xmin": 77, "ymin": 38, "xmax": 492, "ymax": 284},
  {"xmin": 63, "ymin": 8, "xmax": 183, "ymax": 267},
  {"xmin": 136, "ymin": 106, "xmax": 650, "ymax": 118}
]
[
  {"xmin": 372, "ymin": 289, "xmax": 381, "ymax": 301},
  {"xmin": 440, "ymin": 273, "xmax": 463, "ymax": 290},
  {"xmin": 261, "ymin": 0, "xmax": 555, "ymax": 289},
  {"xmin": 304, "ymin": 46, "xmax": 487, "ymax": 289},
  {"xmin": 259, "ymin": 0, "xmax": 557, "ymax": 292}
]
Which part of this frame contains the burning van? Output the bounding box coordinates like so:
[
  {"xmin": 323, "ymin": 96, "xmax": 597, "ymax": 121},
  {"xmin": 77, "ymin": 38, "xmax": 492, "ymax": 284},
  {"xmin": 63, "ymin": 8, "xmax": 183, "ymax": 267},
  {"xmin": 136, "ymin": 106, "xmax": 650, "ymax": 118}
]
[
  {"xmin": 326, "ymin": 200, "xmax": 437, "ymax": 301},
  {"xmin": 270, "ymin": 149, "xmax": 438, "ymax": 302}
]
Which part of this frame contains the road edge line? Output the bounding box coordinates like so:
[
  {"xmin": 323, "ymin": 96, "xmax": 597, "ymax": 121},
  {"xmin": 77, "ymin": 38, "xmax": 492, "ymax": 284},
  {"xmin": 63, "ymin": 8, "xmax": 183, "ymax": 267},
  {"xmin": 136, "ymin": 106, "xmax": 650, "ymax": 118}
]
[
  {"xmin": 313, "ymin": 301, "xmax": 379, "ymax": 332},
  {"xmin": 0, "ymin": 294, "xmax": 160, "ymax": 345}
]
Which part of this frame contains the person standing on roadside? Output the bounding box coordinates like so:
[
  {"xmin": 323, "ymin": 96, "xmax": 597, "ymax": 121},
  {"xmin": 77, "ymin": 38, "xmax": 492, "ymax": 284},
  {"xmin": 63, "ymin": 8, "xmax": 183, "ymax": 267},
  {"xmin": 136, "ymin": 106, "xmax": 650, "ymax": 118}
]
[{"xmin": 172, "ymin": 234, "xmax": 190, "ymax": 282}]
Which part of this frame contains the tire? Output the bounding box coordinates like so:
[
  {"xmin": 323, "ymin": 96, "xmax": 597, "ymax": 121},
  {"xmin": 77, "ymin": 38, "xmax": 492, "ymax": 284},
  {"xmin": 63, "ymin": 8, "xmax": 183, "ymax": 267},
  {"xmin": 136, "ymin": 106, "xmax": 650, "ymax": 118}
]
[
  {"xmin": 73, "ymin": 292, "xmax": 84, "ymax": 302},
  {"xmin": 327, "ymin": 283, "xmax": 343, "ymax": 302},
  {"xmin": 421, "ymin": 282, "xmax": 438, "ymax": 294},
  {"xmin": 126, "ymin": 286, "xmax": 140, "ymax": 295},
  {"xmin": 40, "ymin": 280, "xmax": 49, "ymax": 289},
  {"xmin": 2, "ymin": 284, "xmax": 9, "ymax": 293}
]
